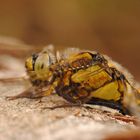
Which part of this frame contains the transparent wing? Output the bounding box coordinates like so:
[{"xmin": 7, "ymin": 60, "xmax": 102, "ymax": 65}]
[
  {"xmin": 0, "ymin": 55, "xmax": 26, "ymax": 79},
  {"xmin": 0, "ymin": 36, "xmax": 38, "ymax": 58},
  {"xmin": 56, "ymin": 47, "xmax": 81, "ymax": 61}
]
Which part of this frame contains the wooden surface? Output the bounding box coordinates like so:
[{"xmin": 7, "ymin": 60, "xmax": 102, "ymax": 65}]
[{"xmin": 0, "ymin": 81, "xmax": 137, "ymax": 140}]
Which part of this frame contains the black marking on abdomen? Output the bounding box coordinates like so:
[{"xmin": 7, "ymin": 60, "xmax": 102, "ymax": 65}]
[{"xmin": 87, "ymin": 97, "xmax": 131, "ymax": 115}]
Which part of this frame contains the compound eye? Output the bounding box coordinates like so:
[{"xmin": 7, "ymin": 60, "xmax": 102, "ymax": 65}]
[
  {"xmin": 34, "ymin": 52, "xmax": 51, "ymax": 71},
  {"xmin": 25, "ymin": 53, "xmax": 38, "ymax": 71}
]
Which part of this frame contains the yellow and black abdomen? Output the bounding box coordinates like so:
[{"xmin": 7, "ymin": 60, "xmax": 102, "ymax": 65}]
[
  {"xmin": 69, "ymin": 62, "xmax": 134, "ymax": 114},
  {"xmin": 58, "ymin": 51, "xmax": 137, "ymax": 114},
  {"xmin": 71, "ymin": 65, "xmax": 122, "ymax": 102}
]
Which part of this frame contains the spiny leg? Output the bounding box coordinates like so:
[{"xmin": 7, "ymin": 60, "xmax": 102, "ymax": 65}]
[
  {"xmin": 42, "ymin": 103, "xmax": 82, "ymax": 110},
  {"xmin": 42, "ymin": 89, "xmax": 90, "ymax": 110},
  {"xmin": 48, "ymin": 86, "xmax": 90, "ymax": 110}
]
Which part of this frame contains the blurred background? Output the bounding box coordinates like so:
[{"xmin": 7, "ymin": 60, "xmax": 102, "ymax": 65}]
[{"xmin": 0, "ymin": 0, "xmax": 140, "ymax": 81}]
